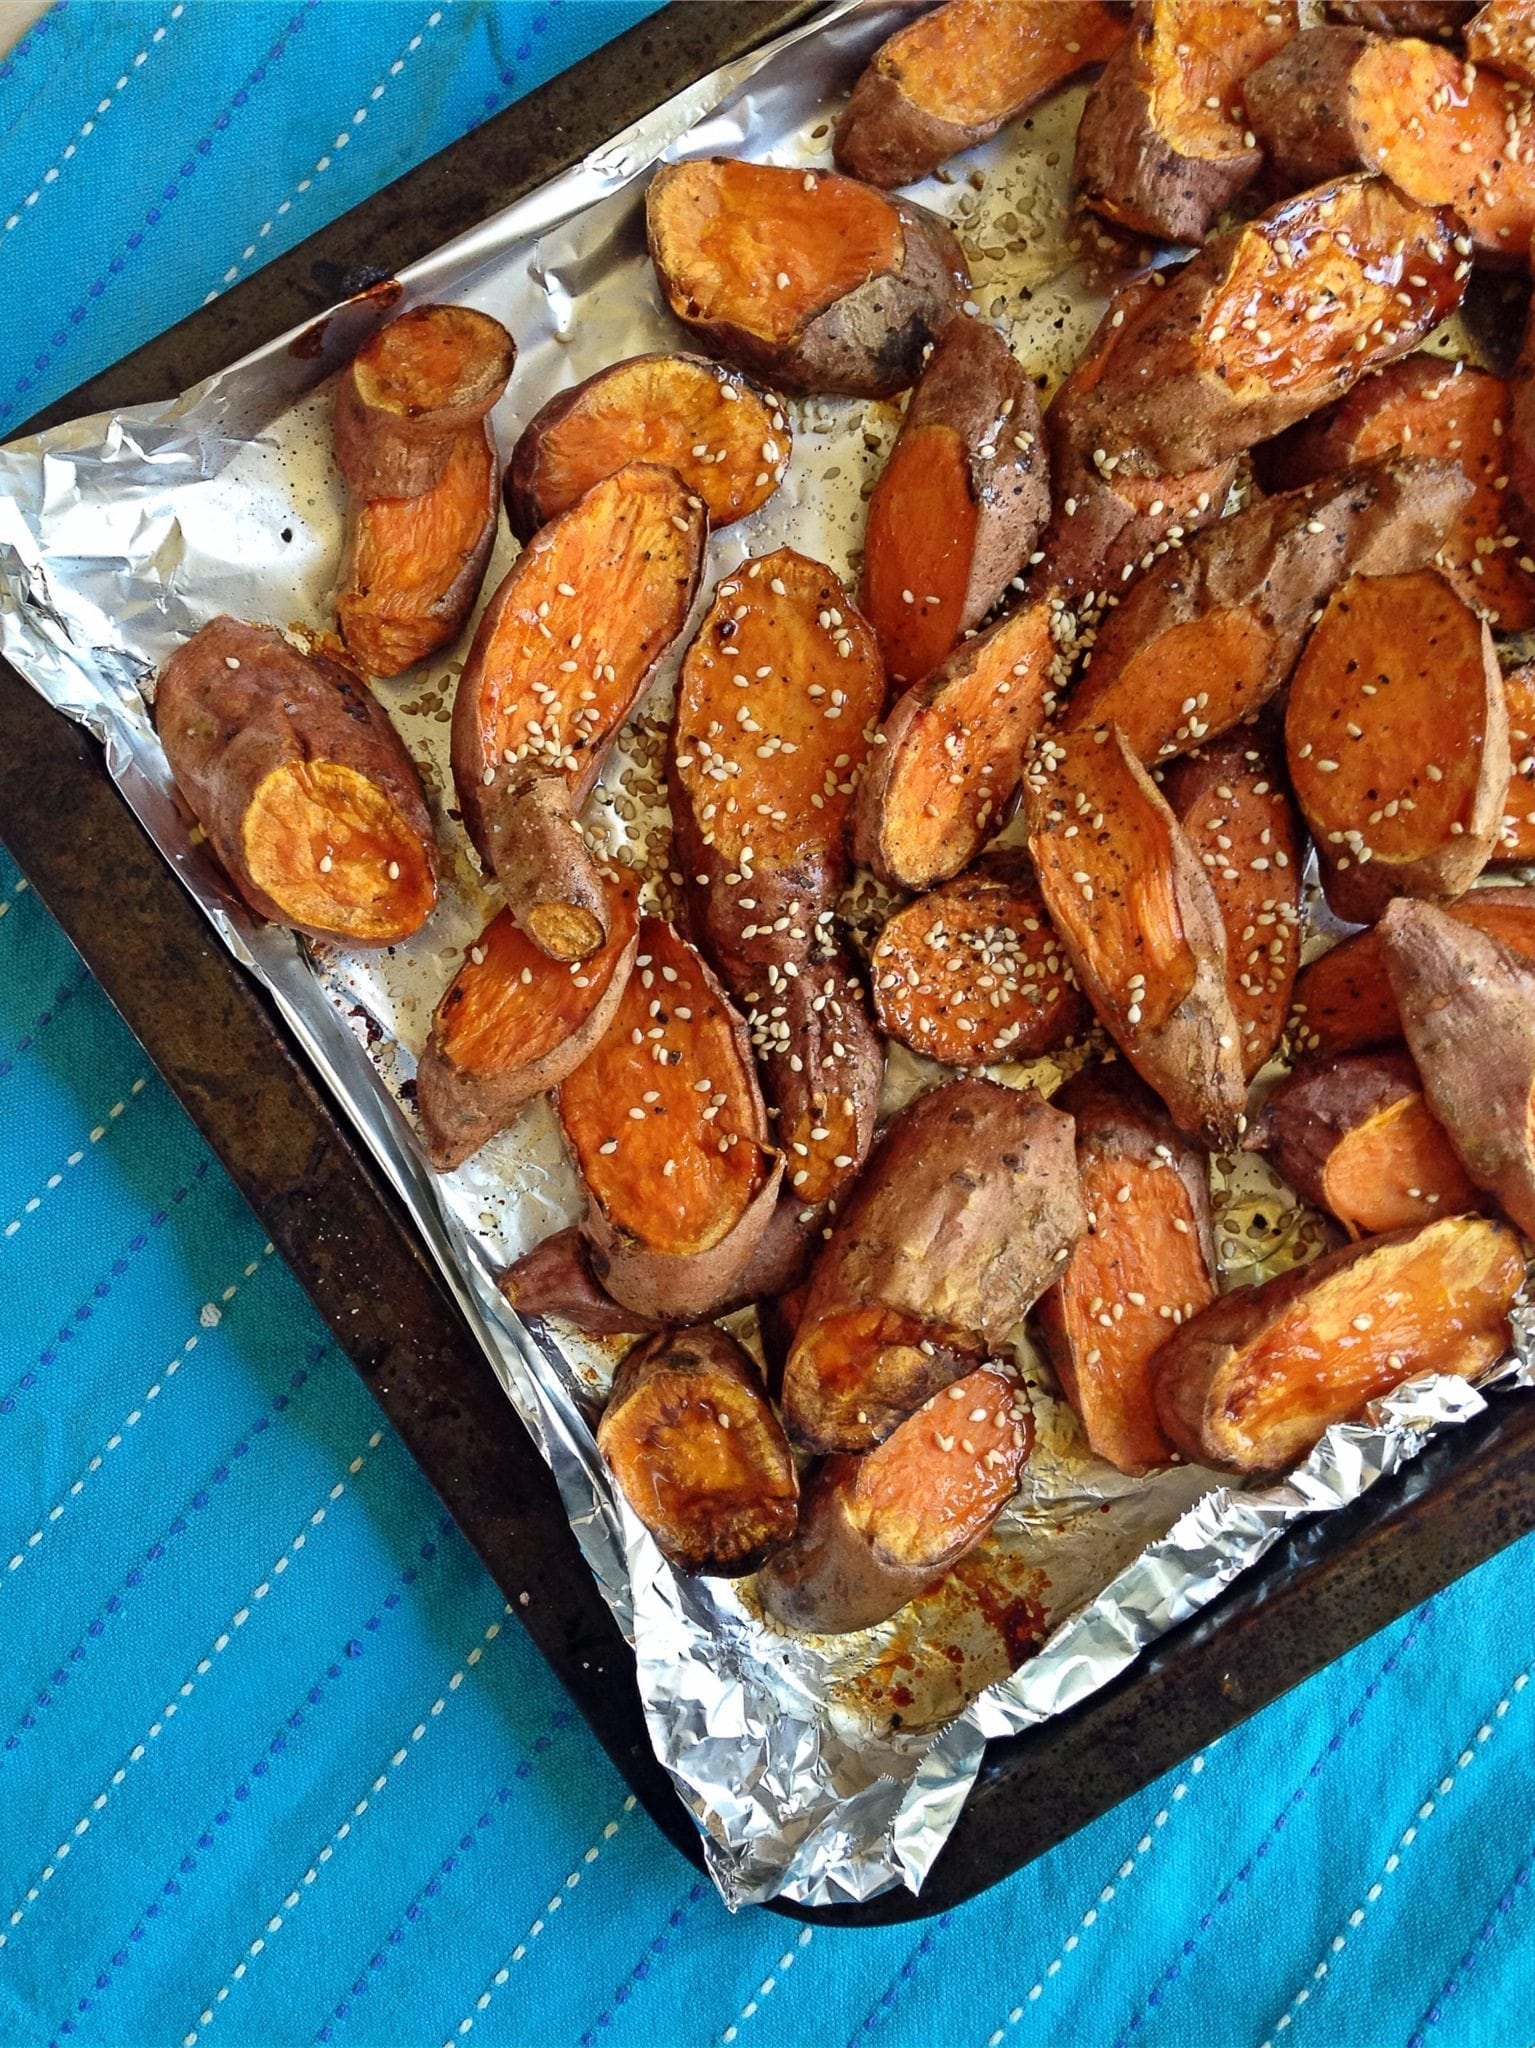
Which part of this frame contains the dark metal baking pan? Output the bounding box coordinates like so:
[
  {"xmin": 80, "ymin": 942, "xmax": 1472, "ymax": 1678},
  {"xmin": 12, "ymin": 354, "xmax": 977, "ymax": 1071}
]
[{"xmin": 4, "ymin": 0, "xmax": 1534, "ymax": 1927}]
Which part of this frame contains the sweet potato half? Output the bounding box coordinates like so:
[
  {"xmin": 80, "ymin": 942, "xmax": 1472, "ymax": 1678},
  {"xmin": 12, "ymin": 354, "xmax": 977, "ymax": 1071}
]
[
  {"xmin": 1037, "ymin": 1063, "xmax": 1218, "ymax": 1476},
  {"xmin": 416, "ymin": 872, "xmax": 639, "ymax": 1172},
  {"xmin": 1285, "ymin": 568, "xmax": 1508, "ymax": 925},
  {"xmin": 1252, "ymin": 1046, "xmax": 1476, "ymax": 1236},
  {"xmin": 1026, "ymin": 724, "xmax": 1246, "ymax": 1148},
  {"xmin": 1289, "ymin": 885, "xmax": 1535, "ymax": 1055},
  {"xmin": 1469, "ymin": 0, "xmax": 1535, "ymax": 84},
  {"xmin": 156, "ymin": 617, "xmax": 437, "ymax": 945},
  {"xmin": 834, "ymin": 0, "xmax": 1129, "ymax": 188},
  {"xmin": 1163, "ymin": 729, "xmax": 1305, "ymax": 1080},
  {"xmin": 1381, "ymin": 896, "xmax": 1535, "ymax": 1238},
  {"xmin": 646, "ymin": 158, "xmax": 968, "ymax": 399},
  {"xmin": 557, "ymin": 914, "xmax": 782, "ymax": 1321},
  {"xmin": 332, "ymin": 303, "xmax": 515, "ymax": 501},
  {"xmin": 505, "ymin": 353, "xmax": 787, "ymax": 540},
  {"xmin": 1065, "ymin": 175, "xmax": 1465, "ymax": 478},
  {"xmin": 870, "ymin": 856, "xmax": 1090, "ymax": 1066},
  {"xmin": 781, "ymin": 1078, "xmax": 1085, "ymax": 1454},
  {"xmin": 861, "ymin": 316, "xmax": 1048, "ymax": 689},
  {"xmin": 1074, "ymin": 0, "xmax": 1298, "ymax": 246},
  {"xmin": 1152, "ymin": 1211, "xmax": 1524, "ymax": 1471},
  {"xmin": 597, "ymin": 1325, "xmax": 798, "ymax": 1577},
  {"xmin": 854, "ymin": 592, "xmax": 1067, "ymax": 891},
  {"xmin": 758, "ymin": 1363, "xmax": 1031, "ymax": 1635},
  {"xmin": 452, "ymin": 461, "xmax": 706, "ymax": 959},
  {"xmin": 1265, "ymin": 356, "xmax": 1535, "ymax": 632},
  {"xmin": 1066, "ymin": 455, "xmax": 1471, "ymax": 765}
]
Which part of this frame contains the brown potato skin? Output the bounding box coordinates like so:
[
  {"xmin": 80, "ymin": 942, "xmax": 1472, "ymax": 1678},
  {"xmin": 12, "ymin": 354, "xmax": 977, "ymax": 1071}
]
[
  {"xmin": 154, "ymin": 616, "xmax": 437, "ymax": 945},
  {"xmin": 499, "ymin": 1225, "xmax": 661, "ymax": 1338},
  {"xmin": 1244, "ymin": 27, "xmax": 1379, "ymax": 187},
  {"xmin": 1064, "ymin": 175, "xmax": 1465, "ymax": 479},
  {"xmin": 646, "ymin": 162, "xmax": 969, "ymax": 399},
  {"xmin": 1381, "ymin": 897, "xmax": 1535, "ymax": 1238},
  {"xmin": 1068, "ymin": 455, "xmax": 1471, "ymax": 763},
  {"xmin": 782, "ymin": 1078, "xmax": 1086, "ymax": 1452},
  {"xmin": 1328, "ymin": 1, "xmax": 1470, "ymax": 30},
  {"xmin": 598, "ymin": 1325, "xmax": 798, "ymax": 1577},
  {"xmin": 1151, "ymin": 1212, "xmax": 1522, "ymax": 1470},
  {"xmin": 332, "ymin": 305, "xmax": 516, "ymax": 501},
  {"xmin": 1512, "ymin": 292, "xmax": 1535, "ymax": 562}
]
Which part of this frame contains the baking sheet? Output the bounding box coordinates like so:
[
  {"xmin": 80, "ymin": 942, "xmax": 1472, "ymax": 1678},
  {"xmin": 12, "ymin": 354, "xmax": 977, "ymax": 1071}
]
[{"xmin": 1, "ymin": 0, "xmax": 1530, "ymax": 1909}]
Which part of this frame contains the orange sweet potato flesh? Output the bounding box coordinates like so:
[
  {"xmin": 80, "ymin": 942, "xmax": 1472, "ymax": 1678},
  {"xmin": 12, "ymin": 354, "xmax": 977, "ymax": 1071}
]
[
  {"xmin": 597, "ymin": 1324, "xmax": 798, "ymax": 1577},
  {"xmin": 416, "ymin": 874, "xmax": 640, "ymax": 1172},
  {"xmin": 861, "ymin": 315, "xmax": 1048, "ymax": 689},
  {"xmin": 1151, "ymin": 1212, "xmax": 1523, "ymax": 1472},
  {"xmin": 1037, "ymin": 1064, "xmax": 1218, "ymax": 1477},
  {"xmin": 758, "ymin": 1363, "xmax": 1032, "ymax": 1635},
  {"xmin": 557, "ymin": 915, "xmax": 781, "ymax": 1320},
  {"xmin": 1289, "ymin": 886, "xmax": 1535, "ymax": 1056},
  {"xmin": 1252, "ymin": 1045, "xmax": 1476, "ymax": 1237},
  {"xmin": 337, "ymin": 422, "xmax": 499, "ymax": 678},
  {"xmin": 1164, "ymin": 731, "xmax": 1304, "ymax": 1080},
  {"xmin": 505, "ymin": 354, "xmax": 788, "ymax": 541},
  {"xmin": 155, "ymin": 617, "xmax": 437, "ymax": 946},
  {"xmin": 783, "ymin": 1306, "xmax": 985, "ymax": 1454},
  {"xmin": 1469, "ymin": 0, "xmax": 1535, "ymax": 84},
  {"xmin": 1074, "ymin": 0, "xmax": 1298, "ymax": 245},
  {"xmin": 1285, "ymin": 569, "xmax": 1509, "ymax": 925},
  {"xmin": 1026, "ymin": 724, "xmax": 1246, "ymax": 1147},
  {"xmin": 333, "ymin": 304, "xmax": 516, "ymax": 500},
  {"xmin": 870, "ymin": 857, "xmax": 1090, "ymax": 1065},
  {"xmin": 854, "ymin": 594, "xmax": 1065, "ymax": 891},
  {"xmin": 646, "ymin": 159, "xmax": 968, "ymax": 399},
  {"xmin": 452, "ymin": 462, "xmax": 705, "ymax": 959},
  {"xmin": 1500, "ymin": 663, "xmax": 1535, "ymax": 858},
  {"xmin": 834, "ymin": 0, "xmax": 1129, "ymax": 187}
]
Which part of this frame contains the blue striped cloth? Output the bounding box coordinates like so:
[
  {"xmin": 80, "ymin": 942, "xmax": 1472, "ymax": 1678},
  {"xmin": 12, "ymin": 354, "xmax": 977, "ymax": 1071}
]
[{"xmin": 3, "ymin": 8, "xmax": 1535, "ymax": 2045}]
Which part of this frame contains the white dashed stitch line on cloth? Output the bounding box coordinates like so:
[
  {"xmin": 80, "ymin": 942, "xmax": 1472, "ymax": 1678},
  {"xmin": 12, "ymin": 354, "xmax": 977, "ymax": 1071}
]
[
  {"xmin": 1256, "ymin": 1672, "xmax": 1531, "ymax": 2047},
  {"xmin": 721, "ymin": 1928, "xmax": 815, "ymax": 2041},
  {"xmin": 439, "ymin": 1795, "xmax": 639, "ymax": 2044},
  {"xmin": 982, "ymin": 1755, "xmax": 1208, "ymax": 2045},
  {"xmin": 3, "ymin": 5, "xmax": 185, "ymax": 234},
  {"xmin": 3, "ymin": 1238, "xmax": 274, "ymax": 1576},
  {"xmin": 182, "ymin": 1603, "xmax": 513, "ymax": 2046},
  {"xmin": 202, "ymin": 3, "xmax": 446, "ymax": 303},
  {"xmin": 2, "ymin": 1076, "xmax": 148, "ymax": 1240},
  {"xmin": 0, "ymin": 1429, "xmax": 386, "ymax": 1951},
  {"xmin": 0, "ymin": 874, "xmax": 30, "ymax": 920}
]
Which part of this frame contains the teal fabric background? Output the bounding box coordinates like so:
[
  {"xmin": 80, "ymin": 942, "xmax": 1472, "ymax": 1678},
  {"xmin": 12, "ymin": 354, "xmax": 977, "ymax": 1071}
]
[{"xmin": 3, "ymin": 7, "xmax": 1535, "ymax": 2046}]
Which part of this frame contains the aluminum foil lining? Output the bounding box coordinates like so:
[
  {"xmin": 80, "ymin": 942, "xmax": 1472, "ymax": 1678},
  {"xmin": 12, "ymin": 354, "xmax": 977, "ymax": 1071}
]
[{"xmin": 1, "ymin": 0, "xmax": 1530, "ymax": 1911}]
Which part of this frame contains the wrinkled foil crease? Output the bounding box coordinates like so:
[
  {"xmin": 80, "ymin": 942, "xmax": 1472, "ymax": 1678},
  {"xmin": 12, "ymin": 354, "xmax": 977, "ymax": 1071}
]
[{"xmin": 1, "ymin": 0, "xmax": 1529, "ymax": 1913}]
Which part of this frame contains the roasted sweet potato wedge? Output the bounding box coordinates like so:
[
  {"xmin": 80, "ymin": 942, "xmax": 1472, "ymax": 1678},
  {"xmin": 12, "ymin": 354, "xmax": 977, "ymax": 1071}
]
[
  {"xmin": 1251, "ymin": 1046, "xmax": 1476, "ymax": 1236},
  {"xmin": 1074, "ymin": 0, "xmax": 1298, "ymax": 245},
  {"xmin": 1066, "ymin": 456, "xmax": 1471, "ymax": 764},
  {"xmin": 1469, "ymin": 0, "xmax": 1535, "ymax": 83},
  {"xmin": 505, "ymin": 354, "xmax": 787, "ymax": 541},
  {"xmin": 1026, "ymin": 724, "xmax": 1246, "ymax": 1148},
  {"xmin": 416, "ymin": 872, "xmax": 639, "ymax": 1172},
  {"xmin": 1381, "ymin": 897, "xmax": 1535, "ymax": 1237},
  {"xmin": 1289, "ymin": 886, "xmax": 1535, "ymax": 1055},
  {"xmin": 1264, "ymin": 356, "xmax": 1535, "ymax": 631},
  {"xmin": 499, "ymin": 1224, "xmax": 660, "ymax": 1338},
  {"xmin": 870, "ymin": 856, "xmax": 1090, "ymax": 1066},
  {"xmin": 646, "ymin": 158, "xmax": 968, "ymax": 399},
  {"xmin": 670, "ymin": 549, "xmax": 886, "ymax": 1232},
  {"xmin": 781, "ymin": 1078, "xmax": 1085, "ymax": 1453},
  {"xmin": 336, "ymin": 421, "xmax": 500, "ymax": 679},
  {"xmin": 1243, "ymin": 26, "xmax": 1378, "ymax": 185},
  {"xmin": 833, "ymin": 0, "xmax": 1129, "ymax": 188},
  {"xmin": 451, "ymin": 462, "xmax": 706, "ymax": 959},
  {"xmin": 557, "ymin": 914, "xmax": 782, "ymax": 1321},
  {"xmin": 861, "ymin": 315, "xmax": 1048, "ymax": 689},
  {"xmin": 1152, "ymin": 1211, "xmax": 1524, "ymax": 1471},
  {"xmin": 854, "ymin": 592, "xmax": 1067, "ymax": 891},
  {"xmin": 1286, "ymin": 568, "xmax": 1508, "ymax": 925},
  {"xmin": 155, "ymin": 616, "xmax": 437, "ymax": 945},
  {"xmin": 1065, "ymin": 175, "xmax": 1465, "ymax": 479},
  {"xmin": 758, "ymin": 1363, "xmax": 1031, "ymax": 1635},
  {"xmin": 332, "ymin": 303, "xmax": 515, "ymax": 501},
  {"xmin": 1499, "ymin": 664, "xmax": 1535, "ymax": 859},
  {"xmin": 1163, "ymin": 730, "xmax": 1304, "ymax": 1080},
  {"xmin": 1036, "ymin": 1063, "xmax": 1218, "ymax": 1476},
  {"xmin": 597, "ymin": 1325, "xmax": 798, "ymax": 1577}
]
